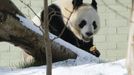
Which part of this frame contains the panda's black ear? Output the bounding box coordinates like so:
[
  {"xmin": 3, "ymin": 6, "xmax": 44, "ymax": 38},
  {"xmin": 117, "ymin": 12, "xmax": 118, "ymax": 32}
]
[
  {"xmin": 72, "ymin": 0, "xmax": 83, "ymax": 9},
  {"xmin": 91, "ymin": 0, "xmax": 97, "ymax": 10}
]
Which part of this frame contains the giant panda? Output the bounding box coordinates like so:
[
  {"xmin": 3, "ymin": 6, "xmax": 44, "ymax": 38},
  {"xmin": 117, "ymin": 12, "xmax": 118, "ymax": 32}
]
[{"xmin": 41, "ymin": 0, "xmax": 100, "ymax": 57}]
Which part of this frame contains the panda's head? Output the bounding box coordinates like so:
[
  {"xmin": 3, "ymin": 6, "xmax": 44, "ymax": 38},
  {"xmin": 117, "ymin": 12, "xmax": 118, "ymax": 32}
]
[{"xmin": 58, "ymin": 0, "xmax": 100, "ymax": 42}]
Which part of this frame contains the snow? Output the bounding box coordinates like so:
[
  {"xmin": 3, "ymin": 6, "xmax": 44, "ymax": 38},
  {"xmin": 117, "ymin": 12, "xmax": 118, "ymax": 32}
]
[
  {"xmin": 16, "ymin": 14, "xmax": 43, "ymax": 35},
  {"xmin": 0, "ymin": 59, "xmax": 127, "ymax": 75},
  {"xmin": 1, "ymin": 14, "xmax": 127, "ymax": 75}
]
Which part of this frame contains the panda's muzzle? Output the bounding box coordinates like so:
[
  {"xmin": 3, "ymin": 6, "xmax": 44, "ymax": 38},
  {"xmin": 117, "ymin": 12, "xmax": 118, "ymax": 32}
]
[{"xmin": 82, "ymin": 35, "xmax": 93, "ymax": 42}]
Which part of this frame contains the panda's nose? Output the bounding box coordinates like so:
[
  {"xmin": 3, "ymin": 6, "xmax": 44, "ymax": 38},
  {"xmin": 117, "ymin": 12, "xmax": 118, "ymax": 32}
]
[{"xmin": 86, "ymin": 32, "xmax": 93, "ymax": 36}]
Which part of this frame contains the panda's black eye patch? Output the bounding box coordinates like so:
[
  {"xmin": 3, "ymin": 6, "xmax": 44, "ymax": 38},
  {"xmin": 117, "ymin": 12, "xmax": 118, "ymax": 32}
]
[
  {"xmin": 92, "ymin": 21, "xmax": 97, "ymax": 29},
  {"xmin": 79, "ymin": 20, "xmax": 86, "ymax": 28}
]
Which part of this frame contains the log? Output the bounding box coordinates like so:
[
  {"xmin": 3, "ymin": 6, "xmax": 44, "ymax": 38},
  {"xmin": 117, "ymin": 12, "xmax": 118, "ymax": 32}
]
[{"xmin": 0, "ymin": 0, "xmax": 77, "ymax": 65}]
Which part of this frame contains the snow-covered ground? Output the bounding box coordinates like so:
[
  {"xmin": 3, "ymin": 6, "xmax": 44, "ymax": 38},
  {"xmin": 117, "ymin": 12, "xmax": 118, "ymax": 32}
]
[
  {"xmin": 0, "ymin": 59, "xmax": 127, "ymax": 75},
  {"xmin": 0, "ymin": 14, "xmax": 128, "ymax": 75}
]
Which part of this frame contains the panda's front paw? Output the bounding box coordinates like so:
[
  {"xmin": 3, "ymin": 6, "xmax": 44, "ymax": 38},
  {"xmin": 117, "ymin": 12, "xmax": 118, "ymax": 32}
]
[{"xmin": 89, "ymin": 46, "xmax": 100, "ymax": 57}]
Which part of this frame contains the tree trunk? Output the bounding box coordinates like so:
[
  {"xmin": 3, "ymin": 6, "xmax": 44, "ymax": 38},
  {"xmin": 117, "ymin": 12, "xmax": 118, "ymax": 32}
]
[
  {"xmin": 43, "ymin": 0, "xmax": 52, "ymax": 75},
  {"xmin": 127, "ymin": 0, "xmax": 134, "ymax": 75},
  {"xmin": 0, "ymin": 0, "xmax": 77, "ymax": 66}
]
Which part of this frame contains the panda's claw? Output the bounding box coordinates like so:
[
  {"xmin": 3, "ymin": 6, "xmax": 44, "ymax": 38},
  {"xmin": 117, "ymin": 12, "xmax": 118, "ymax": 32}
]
[{"xmin": 89, "ymin": 46, "xmax": 100, "ymax": 57}]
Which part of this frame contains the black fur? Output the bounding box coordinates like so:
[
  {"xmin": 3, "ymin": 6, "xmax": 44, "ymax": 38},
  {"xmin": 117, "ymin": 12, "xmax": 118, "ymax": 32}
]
[
  {"xmin": 72, "ymin": 0, "xmax": 83, "ymax": 9},
  {"xmin": 91, "ymin": 0, "xmax": 97, "ymax": 10},
  {"xmin": 41, "ymin": 4, "xmax": 100, "ymax": 57}
]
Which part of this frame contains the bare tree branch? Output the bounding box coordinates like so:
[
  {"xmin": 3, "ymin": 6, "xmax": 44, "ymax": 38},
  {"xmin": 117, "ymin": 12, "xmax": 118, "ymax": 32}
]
[{"xmin": 19, "ymin": 0, "xmax": 41, "ymax": 21}]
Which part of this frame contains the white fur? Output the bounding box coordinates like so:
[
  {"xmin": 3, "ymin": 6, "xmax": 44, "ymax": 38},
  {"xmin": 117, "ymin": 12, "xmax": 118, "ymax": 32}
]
[{"xmin": 54, "ymin": 0, "xmax": 100, "ymax": 41}]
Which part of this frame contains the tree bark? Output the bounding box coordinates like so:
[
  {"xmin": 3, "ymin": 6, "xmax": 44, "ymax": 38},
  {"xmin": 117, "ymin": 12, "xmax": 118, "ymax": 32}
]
[
  {"xmin": 127, "ymin": 0, "xmax": 134, "ymax": 75},
  {"xmin": 43, "ymin": 0, "xmax": 52, "ymax": 75},
  {"xmin": 0, "ymin": 0, "xmax": 77, "ymax": 66}
]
